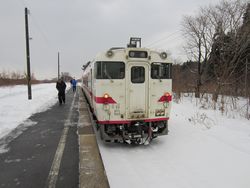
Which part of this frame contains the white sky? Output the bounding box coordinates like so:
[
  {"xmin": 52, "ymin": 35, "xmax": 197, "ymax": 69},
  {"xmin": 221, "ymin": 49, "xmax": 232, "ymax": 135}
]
[{"xmin": 0, "ymin": 0, "xmax": 222, "ymax": 79}]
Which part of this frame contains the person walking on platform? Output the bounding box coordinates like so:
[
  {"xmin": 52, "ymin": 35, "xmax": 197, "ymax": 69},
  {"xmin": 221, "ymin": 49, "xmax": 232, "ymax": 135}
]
[
  {"xmin": 70, "ymin": 78, "xmax": 77, "ymax": 93},
  {"xmin": 56, "ymin": 77, "xmax": 66, "ymax": 105}
]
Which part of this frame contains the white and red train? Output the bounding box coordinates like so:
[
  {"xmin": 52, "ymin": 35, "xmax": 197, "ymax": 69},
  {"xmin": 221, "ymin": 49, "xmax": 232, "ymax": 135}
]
[{"xmin": 81, "ymin": 38, "xmax": 172, "ymax": 144}]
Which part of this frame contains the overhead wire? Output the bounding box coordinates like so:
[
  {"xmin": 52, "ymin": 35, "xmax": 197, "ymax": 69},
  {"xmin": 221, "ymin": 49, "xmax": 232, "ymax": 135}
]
[
  {"xmin": 17, "ymin": 0, "xmax": 58, "ymax": 53},
  {"xmin": 145, "ymin": 31, "xmax": 181, "ymax": 48},
  {"xmin": 29, "ymin": 13, "xmax": 55, "ymax": 49},
  {"xmin": 144, "ymin": 30, "xmax": 187, "ymax": 61}
]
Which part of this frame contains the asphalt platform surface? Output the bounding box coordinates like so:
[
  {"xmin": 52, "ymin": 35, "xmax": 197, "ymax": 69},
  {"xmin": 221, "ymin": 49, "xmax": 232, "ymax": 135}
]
[{"xmin": 0, "ymin": 89, "xmax": 79, "ymax": 188}]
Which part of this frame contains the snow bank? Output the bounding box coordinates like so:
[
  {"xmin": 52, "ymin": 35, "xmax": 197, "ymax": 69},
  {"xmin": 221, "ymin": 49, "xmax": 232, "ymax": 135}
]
[{"xmin": 0, "ymin": 83, "xmax": 63, "ymax": 141}]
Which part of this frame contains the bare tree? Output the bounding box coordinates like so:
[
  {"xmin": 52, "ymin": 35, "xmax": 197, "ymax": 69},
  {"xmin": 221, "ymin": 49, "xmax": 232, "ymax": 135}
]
[
  {"xmin": 181, "ymin": 0, "xmax": 248, "ymax": 99},
  {"xmin": 182, "ymin": 9, "xmax": 213, "ymax": 98},
  {"xmin": 207, "ymin": 0, "xmax": 248, "ymax": 101}
]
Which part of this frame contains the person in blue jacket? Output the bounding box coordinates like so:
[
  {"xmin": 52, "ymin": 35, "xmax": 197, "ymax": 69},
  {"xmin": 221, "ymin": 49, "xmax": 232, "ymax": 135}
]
[{"xmin": 70, "ymin": 78, "xmax": 77, "ymax": 92}]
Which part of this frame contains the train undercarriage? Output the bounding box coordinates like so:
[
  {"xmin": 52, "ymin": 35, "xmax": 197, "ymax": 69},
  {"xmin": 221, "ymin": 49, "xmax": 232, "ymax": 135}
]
[{"xmin": 98, "ymin": 121, "xmax": 168, "ymax": 145}]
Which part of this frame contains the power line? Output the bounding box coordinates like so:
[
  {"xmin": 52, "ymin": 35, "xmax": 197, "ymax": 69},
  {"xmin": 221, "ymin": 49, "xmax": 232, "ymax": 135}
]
[
  {"xmin": 16, "ymin": 1, "xmax": 58, "ymax": 53},
  {"xmin": 149, "ymin": 34, "xmax": 183, "ymax": 49},
  {"xmin": 29, "ymin": 13, "xmax": 54, "ymax": 48},
  {"xmin": 145, "ymin": 31, "xmax": 181, "ymax": 47}
]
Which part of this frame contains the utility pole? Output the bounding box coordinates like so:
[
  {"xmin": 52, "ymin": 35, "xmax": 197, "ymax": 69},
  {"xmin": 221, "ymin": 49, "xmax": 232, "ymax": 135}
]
[
  {"xmin": 25, "ymin": 7, "xmax": 32, "ymax": 100},
  {"xmin": 245, "ymin": 58, "xmax": 249, "ymax": 119},
  {"xmin": 58, "ymin": 52, "xmax": 60, "ymax": 79}
]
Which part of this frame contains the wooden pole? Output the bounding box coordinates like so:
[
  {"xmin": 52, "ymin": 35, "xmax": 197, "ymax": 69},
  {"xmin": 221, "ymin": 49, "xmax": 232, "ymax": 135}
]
[
  {"xmin": 25, "ymin": 7, "xmax": 32, "ymax": 100},
  {"xmin": 58, "ymin": 52, "xmax": 60, "ymax": 79}
]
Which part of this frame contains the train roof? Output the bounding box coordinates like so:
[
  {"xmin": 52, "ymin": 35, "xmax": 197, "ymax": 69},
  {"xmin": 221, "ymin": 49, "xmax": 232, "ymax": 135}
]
[
  {"xmin": 82, "ymin": 38, "xmax": 172, "ymax": 71},
  {"xmin": 93, "ymin": 47, "xmax": 172, "ymax": 63}
]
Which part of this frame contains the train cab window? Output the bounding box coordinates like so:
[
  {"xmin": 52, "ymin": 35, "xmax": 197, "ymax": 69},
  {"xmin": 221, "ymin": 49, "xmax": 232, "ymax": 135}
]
[
  {"xmin": 151, "ymin": 63, "xmax": 172, "ymax": 79},
  {"xmin": 95, "ymin": 61, "xmax": 125, "ymax": 79},
  {"xmin": 131, "ymin": 66, "xmax": 145, "ymax": 83}
]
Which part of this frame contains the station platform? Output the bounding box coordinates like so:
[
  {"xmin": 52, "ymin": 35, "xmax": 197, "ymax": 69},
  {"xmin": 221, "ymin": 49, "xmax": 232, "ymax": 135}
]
[{"xmin": 0, "ymin": 87, "xmax": 109, "ymax": 188}]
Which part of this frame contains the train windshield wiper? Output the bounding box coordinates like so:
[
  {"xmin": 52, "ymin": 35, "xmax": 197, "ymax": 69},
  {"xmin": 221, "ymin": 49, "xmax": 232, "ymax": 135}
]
[
  {"xmin": 153, "ymin": 63, "xmax": 162, "ymax": 82},
  {"xmin": 104, "ymin": 69, "xmax": 113, "ymax": 82},
  {"xmin": 155, "ymin": 75, "xmax": 162, "ymax": 82}
]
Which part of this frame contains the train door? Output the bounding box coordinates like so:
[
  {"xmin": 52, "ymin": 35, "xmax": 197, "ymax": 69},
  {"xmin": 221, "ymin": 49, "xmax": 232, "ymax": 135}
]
[{"xmin": 127, "ymin": 62, "xmax": 149, "ymax": 119}]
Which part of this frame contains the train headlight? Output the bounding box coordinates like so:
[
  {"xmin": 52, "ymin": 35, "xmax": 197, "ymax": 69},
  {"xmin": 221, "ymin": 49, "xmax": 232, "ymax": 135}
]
[
  {"xmin": 129, "ymin": 51, "xmax": 135, "ymax": 57},
  {"xmin": 101, "ymin": 93, "xmax": 116, "ymax": 104},
  {"xmin": 103, "ymin": 93, "xmax": 110, "ymax": 99},
  {"xmin": 103, "ymin": 93, "xmax": 112, "ymax": 105},
  {"xmin": 164, "ymin": 92, "xmax": 172, "ymax": 102},
  {"xmin": 106, "ymin": 50, "xmax": 113, "ymax": 57},
  {"xmin": 164, "ymin": 92, "xmax": 170, "ymax": 97},
  {"xmin": 160, "ymin": 52, "xmax": 167, "ymax": 59},
  {"xmin": 158, "ymin": 92, "xmax": 172, "ymax": 103}
]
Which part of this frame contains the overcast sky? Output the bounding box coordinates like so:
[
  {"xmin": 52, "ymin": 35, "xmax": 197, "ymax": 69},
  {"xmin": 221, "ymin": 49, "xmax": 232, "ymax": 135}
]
[{"xmin": 0, "ymin": 0, "xmax": 222, "ymax": 80}]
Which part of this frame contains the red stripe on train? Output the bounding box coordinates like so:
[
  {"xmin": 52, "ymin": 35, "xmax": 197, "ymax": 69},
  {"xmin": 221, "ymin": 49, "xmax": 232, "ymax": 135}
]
[
  {"xmin": 144, "ymin": 117, "xmax": 169, "ymax": 122},
  {"xmin": 83, "ymin": 86, "xmax": 116, "ymax": 104},
  {"xmin": 98, "ymin": 120, "xmax": 131, "ymax": 124},
  {"xmin": 158, "ymin": 95, "xmax": 172, "ymax": 102},
  {"xmin": 94, "ymin": 96, "xmax": 117, "ymax": 104}
]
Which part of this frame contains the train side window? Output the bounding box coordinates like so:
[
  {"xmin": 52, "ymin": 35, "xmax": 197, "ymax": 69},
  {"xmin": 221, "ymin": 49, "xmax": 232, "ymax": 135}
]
[
  {"xmin": 131, "ymin": 66, "xmax": 145, "ymax": 83},
  {"xmin": 151, "ymin": 63, "xmax": 172, "ymax": 79},
  {"xmin": 95, "ymin": 61, "xmax": 125, "ymax": 79}
]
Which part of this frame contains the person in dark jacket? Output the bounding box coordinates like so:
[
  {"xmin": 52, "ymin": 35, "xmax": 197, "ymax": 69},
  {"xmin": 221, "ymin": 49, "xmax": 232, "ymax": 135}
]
[{"xmin": 56, "ymin": 78, "xmax": 66, "ymax": 105}]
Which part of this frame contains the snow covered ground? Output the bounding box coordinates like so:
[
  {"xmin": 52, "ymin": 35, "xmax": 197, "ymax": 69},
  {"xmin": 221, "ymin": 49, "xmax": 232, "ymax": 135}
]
[
  {"xmin": 0, "ymin": 83, "xmax": 57, "ymax": 141},
  {"xmin": 0, "ymin": 84, "xmax": 250, "ymax": 188},
  {"xmin": 98, "ymin": 95, "xmax": 250, "ymax": 188},
  {"xmin": 0, "ymin": 83, "xmax": 70, "ymax": 153}
]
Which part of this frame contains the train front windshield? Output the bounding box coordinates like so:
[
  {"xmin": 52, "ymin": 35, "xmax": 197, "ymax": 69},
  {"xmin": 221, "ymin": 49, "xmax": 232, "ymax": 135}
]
[
  {"xmin": 151, "ymin": 63, "xmax": 172, "ymax": 79},
  {"xmin": 95, "ymin": 61, "xmax": 125, "ymax": 79}
]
